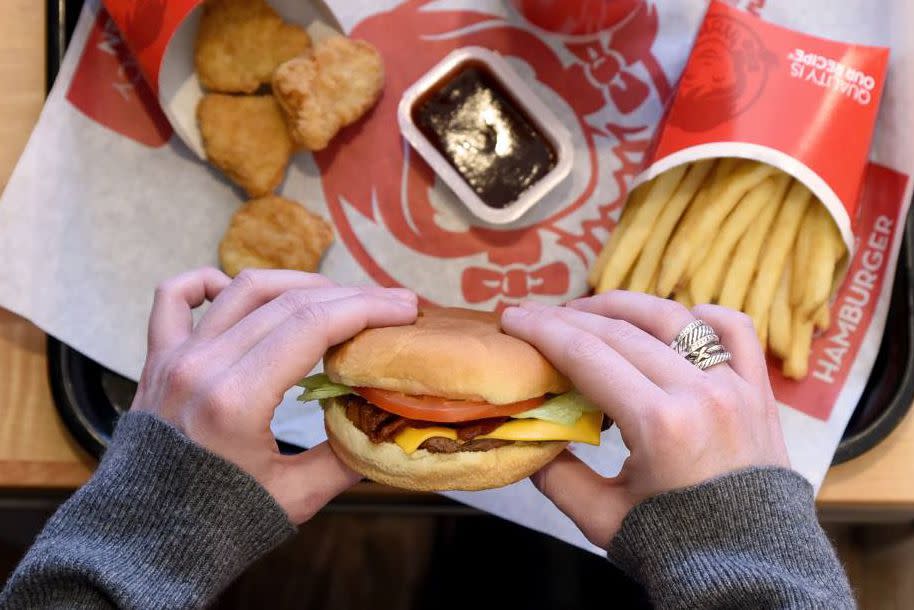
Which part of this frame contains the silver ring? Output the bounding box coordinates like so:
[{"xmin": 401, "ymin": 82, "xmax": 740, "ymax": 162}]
[
  {"xmin": 669, "ymin": 320, "xmax": 716, "ymax": 355},
  {"xmin": 693, "ymin": 350, "xmax": 733, "ymax": 370},
  {"xmin": 675, "ymin": 332, "xmax": 720, "ymax": 356},
  {"xmin": 670, "ymin": 319, "xmax": 732, "ymax": 370}
]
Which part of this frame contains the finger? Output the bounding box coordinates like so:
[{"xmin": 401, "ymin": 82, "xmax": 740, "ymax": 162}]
[
  {"xmin": 567, "ymin": 291, "xmax": 738, "ymax": 384},
  {"xmin": 568, "ymin": 291, "xmax": 695, "ymax": 344},
  {"xmin": 274, "ymin": 443, "xmax": 362, "ymax": 524},
  {"xmin": 522, "ymin": 303, "xmax": 698, "ymax": 391},
  {"xmin": 690, "ymin": 303, "xmax": 771, "ymax": 391},
  {"xmin": 501, "ymin": 306, "xmax": 666, "ymax": 435},
  {"xmin": 148, "ymin": 267, "xmax": 231, "ymax": 354},
  {"xmin": 235, "ymin": 294, "xmax": 419, "ymax": 402},
  {"xmin": 211, "ymin": 286, "xmax": 416, "ymax": 363},
  {"xmin": 195, "ymin": 269, "xmax": 336, "ymax": 338},
  {"xmin": 531, "ymin": 451, "xmax": 628, "ymax": 549}
]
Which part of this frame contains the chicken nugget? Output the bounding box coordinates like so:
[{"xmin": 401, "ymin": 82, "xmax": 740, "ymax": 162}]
[
  {"xmin": 195, "ymin": 0, "xmax": 310, "ymax": 93},
  {"xmin": 219, "ymin": 196, "xmax": 334, "ymax": 277},
  {"xmin": 272, "ymin": 36, "xmax": 384, "ymax": 150},
  {"xmin": 198, "ymin": 94, "xmax": 293, "ymax": 197}
]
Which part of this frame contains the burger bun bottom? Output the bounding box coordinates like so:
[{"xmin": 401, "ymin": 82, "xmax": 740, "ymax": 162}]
[{"xmin": 323, "ymin": 399, "xmax": 567, "ymax": 492}]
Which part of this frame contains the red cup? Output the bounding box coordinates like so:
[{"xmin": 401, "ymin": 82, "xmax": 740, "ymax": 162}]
[{"xmin": 511, "ymin": 0, "xmax": 643, "ymax": 36}]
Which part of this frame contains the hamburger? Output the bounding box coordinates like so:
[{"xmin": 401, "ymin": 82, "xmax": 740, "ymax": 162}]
[{"xmin": 298, "ymin": 307, "xmax": 604, "ymax": 491}]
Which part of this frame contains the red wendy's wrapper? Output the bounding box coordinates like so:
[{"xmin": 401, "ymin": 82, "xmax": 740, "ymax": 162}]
[{"xmin": 641, "ymin": 0, "xmax": 890, "ymax": 254}]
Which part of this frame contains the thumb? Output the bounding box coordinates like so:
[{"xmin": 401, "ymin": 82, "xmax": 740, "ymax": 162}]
[
  {"xmin": 531, "ymin": 450, "xmax": 632, "ymax": 549},
  {"xmin": 274, "ymin": 442, "xmax": 362, "ymax": 524}
]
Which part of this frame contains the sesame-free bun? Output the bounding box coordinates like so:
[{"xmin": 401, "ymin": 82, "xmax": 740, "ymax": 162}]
[
  {"xmin": 324, "ymin": 307, "xmax": 571, "ymax": 404},
  {"xmin": 323, "ymin": 399, "xmax": 567, "ymax": 491}
]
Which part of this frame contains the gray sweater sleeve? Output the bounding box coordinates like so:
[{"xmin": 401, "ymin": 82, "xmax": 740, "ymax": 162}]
[
  {"xmin": 0, "ymin": 412, "xmax": 295, "ymax": 610},
  {"xmin": 2, "ymin": 415, "xmax": 854, "ymax": 610},
  {"xmin": 608, "ymin": 467, "xmax": 856, "ymax": 609}
]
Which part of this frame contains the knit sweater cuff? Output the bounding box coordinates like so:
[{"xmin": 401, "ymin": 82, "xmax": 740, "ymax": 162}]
[
  {"xmin": 8, "ymin": 412, "xmax": 295, "ymax": 609},
  {"xmin": 607, "ymin": 467, "xmax": 854, "ymax": 610},
  {"xmin": 100, "ymin": 411, "xmax": 296, "ymax": 563}
]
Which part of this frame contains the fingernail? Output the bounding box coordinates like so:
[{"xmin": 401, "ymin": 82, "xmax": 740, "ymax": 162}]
[
  {"xmin": 502, "ymin": 306, "xmax": 530, "ymax": 322},
  {"xmin": 520, "ymin": 300, "xmax": 548, "ymax": 311},
  {"xmin": 385, "ymin": 288, "xmax": 416, "ymax": 302}
]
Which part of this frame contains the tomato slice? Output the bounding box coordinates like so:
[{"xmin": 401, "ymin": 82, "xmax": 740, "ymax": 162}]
[{"xmin": 354, "ymin": 387, "xmax": 545, "ymax": 423}]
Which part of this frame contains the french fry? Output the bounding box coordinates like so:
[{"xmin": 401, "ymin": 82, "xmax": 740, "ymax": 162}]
[
  {"xmin": 718, "ymin": 174, "xmax": 791, "ymax": 310},
  {"xmin": 657, "ymin": 161, "xmax": 777, "ymax": 297},
  {"xmin": 800, "ymin": 204, "xmax": 846, "ymax": 317},
  {"xmin": 783, "ymin": 315, "xmax": 814, "ymax": 380},
  {"xmin": 685, "ymin": 240, "xmax": 712, "ymax": 287},
  {"xmin": 700, "ymin": 157, "xmax": 739, "ymax": 203},
  {"xmin": 673, "ymin": 291, "xmax": 694, "ymax": 309},
  {"xmin": 756, "ymin": 310, "xmax": 770, "ymax": 352},
  {"xmin": 790, "ymin": 203, "xmax": 818, "ymax": 307},
  {"xmin": 768, "ymin": 253, "xmax": 793, "ymax": 359},
  {"xmin": 695, "ymin": 157, "xmax": 739, "ymax": 208},
  {"xmin": 689, "ymin": 177, "xmax": 778, "ymax": 304},
  {"xmin": 652, "ymin": 161, "xmax": 731, "ymax": 296},
  {"xmin": 597, "ymin": 164, "xmax": 688, "ymax": 293},
  {"xmin": 627, "ymin": 160, "xmax": 715, "ymax": 293},
  {"xmin": 587, "ymin": 183, "xmax": 649, "ymax": 288},
  {"xmin": 715, "ymin": 157, "xmax": 741, "ymax": 183},
  {"xmin": 814, "ymin": 301, "xmax": 830, "ymax": 331},
  {"xmin": 644, "ymin": 261, "xmax": 661, "ymax": 295},
  {"xmin": 744, "ymin": 180, "xmax": 812, "ymax": 343},
  {"xmin": 619, "ymin": 265, "xmax": 635, "ymax": 291}
]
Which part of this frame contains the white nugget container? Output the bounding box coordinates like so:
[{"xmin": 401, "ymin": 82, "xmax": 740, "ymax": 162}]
[
  {"xmin": 156, "ymin": 1, "xmax": 343, "ymax": 160},
  {"xmin": 398, "ymin": 47, "xmax": 573, "ymax": 225}
]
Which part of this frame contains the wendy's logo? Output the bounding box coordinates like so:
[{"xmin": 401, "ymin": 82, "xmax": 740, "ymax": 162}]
[
  {"xmin": 668, "ymin": 11, "xmax": 776, "ymax": 132},
  {"xmin": 316, "ymin": 0, "xmax": 669, "ymax": 311}
]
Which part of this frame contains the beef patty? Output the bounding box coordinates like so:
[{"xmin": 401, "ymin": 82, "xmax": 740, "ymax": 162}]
[{"xmin": 341, "ymin": 394, "xmax": 513, "ymax": 453}]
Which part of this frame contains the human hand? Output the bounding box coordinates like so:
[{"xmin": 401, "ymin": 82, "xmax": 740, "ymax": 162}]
[
  {"xmin": 131, "ymin": 267, "xmax": 418, "ymax": 523},
  {"xmin": 501, "ymin": 291, "xmax": 789, "ymax": 549}
]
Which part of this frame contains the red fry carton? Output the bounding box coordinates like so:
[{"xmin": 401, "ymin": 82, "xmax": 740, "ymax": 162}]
[{"xmin": 641, "ymin": 0, "xmax": 890, "ymax": 255}]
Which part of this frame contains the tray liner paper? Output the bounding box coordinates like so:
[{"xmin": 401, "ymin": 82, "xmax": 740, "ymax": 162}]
[{"xmin": 0, "ymin": 0, "xmax": 912, "ymax": 554}]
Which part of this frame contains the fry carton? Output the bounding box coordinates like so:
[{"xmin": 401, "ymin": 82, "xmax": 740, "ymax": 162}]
[
  {"xmin": 620, "ymin": 1, "xmax": 899, "ymax": 412},
  {"xmin": 641, "ymin": 0, "xmax": 890, "ymax": 254}
]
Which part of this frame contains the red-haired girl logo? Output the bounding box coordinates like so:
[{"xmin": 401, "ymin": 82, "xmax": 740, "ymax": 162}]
[
  {"xmin": 318, "ymin": 0, "xmax": 670, "ymax": 310},
  {"xmin": 668, "ymin": 10, "xmax": 776, "ymax": 132}
]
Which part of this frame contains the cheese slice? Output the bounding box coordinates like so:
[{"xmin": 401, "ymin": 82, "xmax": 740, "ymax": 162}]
[{"xmin": 393, "ymin": 411, "xmax": 603, "ymax": 454}]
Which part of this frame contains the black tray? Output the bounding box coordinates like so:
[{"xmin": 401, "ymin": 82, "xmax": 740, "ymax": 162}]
[
  {"xmin": 833, "ymin": 207, "xmax": 914, "ymax": 463},
  {"xmin": 45, "ymin": 0, "xmax": 914, "ymax": 466}
]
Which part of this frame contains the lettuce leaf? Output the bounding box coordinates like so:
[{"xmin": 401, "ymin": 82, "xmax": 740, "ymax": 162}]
[
  {"xmin": 296, "ymin": 373, "xmax": 353, "ymax": 402},
  {"xmin": 510, "ymin": 391, "xmax": 599, "ymax": 426}
]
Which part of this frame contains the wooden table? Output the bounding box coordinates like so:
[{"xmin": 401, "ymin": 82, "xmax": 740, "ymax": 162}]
[{"xmin": 1, "ymin": 1, "xmax": 912, "ymax": 519}]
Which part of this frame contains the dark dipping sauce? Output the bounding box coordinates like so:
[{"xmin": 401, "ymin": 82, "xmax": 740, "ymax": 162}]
[{"xmin": 412, "ymin": 63, "xmax": 557, "ymax": 209}]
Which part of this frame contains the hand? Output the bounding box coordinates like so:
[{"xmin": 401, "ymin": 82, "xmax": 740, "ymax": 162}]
[
  {"xmin": 501, "ymin": 291, "xmax": 789, "ymax": 549},
  {"xmin": 130, "ymin": 267, "xmax": 418, "ymax": 523}
]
